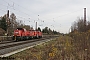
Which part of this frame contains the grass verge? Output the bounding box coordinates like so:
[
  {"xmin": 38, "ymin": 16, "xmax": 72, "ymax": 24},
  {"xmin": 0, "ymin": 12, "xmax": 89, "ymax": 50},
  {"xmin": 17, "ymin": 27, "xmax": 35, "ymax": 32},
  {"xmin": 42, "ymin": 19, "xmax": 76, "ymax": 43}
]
[{"xmin": 1, "ymin": 35, "xmax": 89, "ymax": 60}]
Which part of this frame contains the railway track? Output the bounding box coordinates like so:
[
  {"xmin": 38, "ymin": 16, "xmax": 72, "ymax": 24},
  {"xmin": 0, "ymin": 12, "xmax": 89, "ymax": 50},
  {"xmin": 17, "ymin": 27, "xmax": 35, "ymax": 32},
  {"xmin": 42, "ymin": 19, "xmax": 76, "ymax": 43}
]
[
  {"xmin": 0, "ymin": 40, "xmax": 15, "ymax": 44},
  {"xmin": 0, "ymin": 35, "xmax": 59, "ymax": 57},
  {"xmin": 0, "ymin": 38, "xmax": 47, "ymax": 50},
  {"xmin": 0, "ymin": 35, "xmax": 57, "ymax": 44}
]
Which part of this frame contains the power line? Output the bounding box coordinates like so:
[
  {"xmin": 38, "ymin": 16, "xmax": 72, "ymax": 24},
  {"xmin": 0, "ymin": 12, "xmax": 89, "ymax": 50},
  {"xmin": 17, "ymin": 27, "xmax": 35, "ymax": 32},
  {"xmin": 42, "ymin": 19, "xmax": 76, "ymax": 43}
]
[
  {"xmin": 57, "ymin": 8, "xmax": 83, "ymax": 18},
  {"xmin": 0, "ymin": 0, "xmax": 85, "ymax": 30},
  {"xmin": 5, "ymin": 0, "xmax": 34, "ymax": 17},
  {"xmin": 3, "ymin": 0, "xmax": 82, "ymax": 22},
  {"xmin": 3, "ymin": 0, "xmax": 45, "ymax": 24},
  {"xmin": 9, "ymin": 0, "xmax": 36, "ymax": 15},
  {"xmin": 3, "ymin": 0, "xmax": 32, "ymax": 18},
  {"xmin": 1, "ymin": 0, "xmax": 37, "ymax": 24}
]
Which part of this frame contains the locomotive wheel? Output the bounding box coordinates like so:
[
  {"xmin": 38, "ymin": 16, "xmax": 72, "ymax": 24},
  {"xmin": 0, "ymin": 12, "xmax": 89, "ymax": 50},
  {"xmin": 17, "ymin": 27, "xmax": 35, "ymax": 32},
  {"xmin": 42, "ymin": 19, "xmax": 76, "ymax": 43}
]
[{"xmin": 26, "ymin": 36, "xmax": 29, "ymax": 40}]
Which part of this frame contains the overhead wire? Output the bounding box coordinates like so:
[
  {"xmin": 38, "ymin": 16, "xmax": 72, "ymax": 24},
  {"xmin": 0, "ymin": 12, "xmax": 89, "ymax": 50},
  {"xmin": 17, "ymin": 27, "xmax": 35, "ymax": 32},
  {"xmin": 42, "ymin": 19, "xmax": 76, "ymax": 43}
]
[
  {"xmin": 5, "ymin": 0, "xmax": 45, "ymax": 25},
  {"xmin": 0, "ymin": 0, "xmax": 85, "ymax": 31},
  {"xmin": 2, "ymin": 0, "xmax": 37, "ymax": 26},
  {"xmin": 1, "ymin": 0, "xmax": 85, "ymax": 20},
  {"xmin": 2, "ymin": 0, "xmax": 33, "ymax": 20}
]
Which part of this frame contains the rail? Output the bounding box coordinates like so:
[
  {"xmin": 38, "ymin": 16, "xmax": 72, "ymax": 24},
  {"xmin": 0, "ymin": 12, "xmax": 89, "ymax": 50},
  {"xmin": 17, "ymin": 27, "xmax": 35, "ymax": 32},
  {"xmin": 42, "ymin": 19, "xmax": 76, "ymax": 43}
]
[{"xmin": 0, "ymin": 35, "xmax": 59, "ymax": 42}]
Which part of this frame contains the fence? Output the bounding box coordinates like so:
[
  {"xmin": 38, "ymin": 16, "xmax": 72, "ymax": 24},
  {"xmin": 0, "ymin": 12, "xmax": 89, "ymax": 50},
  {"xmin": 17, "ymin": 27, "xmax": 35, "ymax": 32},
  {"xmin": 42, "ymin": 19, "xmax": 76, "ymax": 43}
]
[{"xmin": 0, "ymin": 36, "xmax": 12, "ymax": 41}]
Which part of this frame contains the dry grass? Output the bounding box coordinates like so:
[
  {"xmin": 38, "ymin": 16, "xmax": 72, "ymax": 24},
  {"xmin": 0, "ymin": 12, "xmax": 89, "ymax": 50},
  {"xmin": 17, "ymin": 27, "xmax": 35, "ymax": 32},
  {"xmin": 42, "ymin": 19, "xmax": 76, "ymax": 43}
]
[{"xmin": 3, "ymin": 34, "xmax": 90, "ymax": 60}]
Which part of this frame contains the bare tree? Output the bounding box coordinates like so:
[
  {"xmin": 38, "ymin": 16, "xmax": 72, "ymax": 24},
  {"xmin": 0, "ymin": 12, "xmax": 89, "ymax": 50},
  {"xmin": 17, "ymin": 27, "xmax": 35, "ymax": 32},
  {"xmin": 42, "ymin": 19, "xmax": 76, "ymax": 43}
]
[
  {"xmin": 71, "ymin": 21, "xmax": 77, "ymax": 32},
  {"xmin": 8, "ymin": 13, "xmax": 17, "ymax": 35},
  {"xmin": 77, "ymin": 19, "xmax": 85, "ymax": 32},
  {"xmin": 71, "ymin": 18, "xmax": 87, "ymax": 32},
  {"xmin": 10, "ymin": 13, "xmax": 17, "ymax": 29}
]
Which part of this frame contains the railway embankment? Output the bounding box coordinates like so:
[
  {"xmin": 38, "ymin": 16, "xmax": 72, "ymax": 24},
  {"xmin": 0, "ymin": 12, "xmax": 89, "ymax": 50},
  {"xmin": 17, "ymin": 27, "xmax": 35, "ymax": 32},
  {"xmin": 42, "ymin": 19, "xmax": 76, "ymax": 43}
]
[
  {"xmin": 9, "ymin": 35, "xmax": 74, "ymax": 60},
  {"xmin": 1, "ymin": 34, "xmax": 90, "ymax": 60}
]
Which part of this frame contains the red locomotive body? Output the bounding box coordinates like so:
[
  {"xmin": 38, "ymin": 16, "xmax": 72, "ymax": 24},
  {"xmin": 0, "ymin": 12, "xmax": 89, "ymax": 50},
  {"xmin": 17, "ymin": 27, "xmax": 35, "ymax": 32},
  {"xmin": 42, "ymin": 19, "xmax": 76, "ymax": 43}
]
[
  {"xmin": 13, "ymin": 28, "xmax": 42, "ymax": 41},
  {"xmin": 38, "ymin": 31, "xmax": 42, "ymax": 38},
  {"xmin": 14, "ymin": 28, "xmax": 24, "ymax": 36}
]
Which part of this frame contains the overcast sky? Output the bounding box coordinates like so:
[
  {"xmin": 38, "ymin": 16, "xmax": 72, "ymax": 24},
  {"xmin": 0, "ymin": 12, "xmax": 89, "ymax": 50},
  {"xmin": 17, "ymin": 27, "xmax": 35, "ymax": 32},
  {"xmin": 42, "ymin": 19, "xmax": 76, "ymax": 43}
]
[{"xmin": 0, "ymin": 0, "xmax": 90, "ymax": 33}]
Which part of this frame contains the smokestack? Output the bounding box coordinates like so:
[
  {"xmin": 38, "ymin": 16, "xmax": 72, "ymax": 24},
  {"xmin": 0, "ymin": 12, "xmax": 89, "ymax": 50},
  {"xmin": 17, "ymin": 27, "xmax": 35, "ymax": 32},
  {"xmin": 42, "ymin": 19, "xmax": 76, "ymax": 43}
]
[
  {"xmin": 84, "ymin": 8, "xmax": 86, "ymax": 24},
  {"xmin": 7, "ymin": 10, "xmax": 9, "ymax": 18},
  {"xmin": 36, "ymin": 22, "xmax": 37, "ymax": 30},
  {"xmin": 6, "ymin": 10, "xmax": 9, "ymax": 36}
]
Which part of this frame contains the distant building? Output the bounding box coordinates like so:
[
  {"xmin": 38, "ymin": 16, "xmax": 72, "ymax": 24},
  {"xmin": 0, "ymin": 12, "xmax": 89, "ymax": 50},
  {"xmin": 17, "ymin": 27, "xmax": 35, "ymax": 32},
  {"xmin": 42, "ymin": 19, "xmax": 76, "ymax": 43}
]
[
  {"xmin": 0, "ymin": 16, "xmax": 2, "ymax": 20},
  {"xmin": 0, "ymin": 28, "xmax": 6, "ymax": 36}
]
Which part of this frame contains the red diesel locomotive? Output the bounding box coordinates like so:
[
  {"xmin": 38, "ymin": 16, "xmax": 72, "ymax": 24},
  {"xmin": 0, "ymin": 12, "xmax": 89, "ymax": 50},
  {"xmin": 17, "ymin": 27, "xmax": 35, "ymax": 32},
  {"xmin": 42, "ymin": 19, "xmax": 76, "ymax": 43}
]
[{"xmin": 12, "ymin": 28, "xmax": 42, "ymax": 41}]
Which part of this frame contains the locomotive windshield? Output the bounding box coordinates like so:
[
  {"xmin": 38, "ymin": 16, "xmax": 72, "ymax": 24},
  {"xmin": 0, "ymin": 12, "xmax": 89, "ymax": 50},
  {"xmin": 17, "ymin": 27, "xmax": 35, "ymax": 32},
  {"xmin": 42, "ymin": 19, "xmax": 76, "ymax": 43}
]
[{"xmin": 17, "ymin": 28, "xmax": 23, "ymax": 30}]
